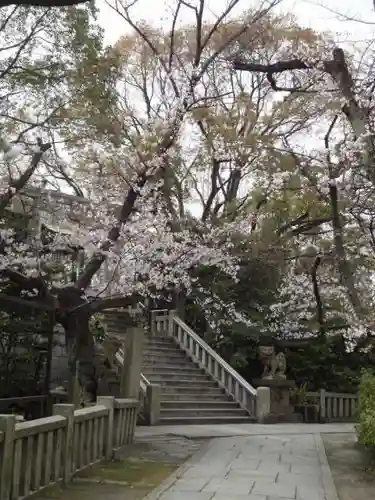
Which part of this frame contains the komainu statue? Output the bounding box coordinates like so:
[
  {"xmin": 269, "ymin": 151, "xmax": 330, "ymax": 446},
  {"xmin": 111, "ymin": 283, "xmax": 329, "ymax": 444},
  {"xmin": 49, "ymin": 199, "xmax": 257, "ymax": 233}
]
[{"xmin": 259, "ymin": 345, "xmax": 287, "ymax": 380}]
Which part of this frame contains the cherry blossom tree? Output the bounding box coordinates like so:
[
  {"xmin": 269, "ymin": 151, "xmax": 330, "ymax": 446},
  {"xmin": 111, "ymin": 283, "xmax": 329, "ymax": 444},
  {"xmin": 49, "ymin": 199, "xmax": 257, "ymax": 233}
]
[
  {"xmin": 73, "ymin": 8, "xmax": 340, "ymax": 340},
  {"xmin": 230, "ymin": 30, "xmax": 375, "ymax": 339},
  {"xmin": 1, "ymin": 0, "xmax": 285, "ymax": 400},
  {"xmin": 4, "ymin": 0, "xmax": 373, "ymax": 398}
]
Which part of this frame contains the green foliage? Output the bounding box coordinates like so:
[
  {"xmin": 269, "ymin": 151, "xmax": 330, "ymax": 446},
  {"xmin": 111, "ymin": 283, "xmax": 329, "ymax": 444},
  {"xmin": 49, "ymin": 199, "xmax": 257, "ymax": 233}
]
[
  {"xmin": 90, "ymin": 314, "xmax": 107, "ymax": 343},
  {"xmin": 291, "ymin": 383, "xmax": 308, "ymax": 404},
  {"xmin": 0, "ymin": 309, "xmax": 49, "ymax": 397},
  {"xmin": 286, "ymin": 336, "xmax": 375, "ymax": 393},
  {"xmin": 357, "ymin": 370, "xmax": 375, "ymax": 448},
  {"xmin": 186, "ymin": 245, "xmax": 283, "ymax": 337}
]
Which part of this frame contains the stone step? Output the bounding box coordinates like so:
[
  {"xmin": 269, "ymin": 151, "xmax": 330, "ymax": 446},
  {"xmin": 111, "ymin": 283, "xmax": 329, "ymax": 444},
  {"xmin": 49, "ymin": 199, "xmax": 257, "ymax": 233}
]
[
  {"xmin": 161, "ymin": 400, "xmax": 239, "ymax": 409},
  {"xmin": 142, "ymin": 361, "xmax": 195, "ymax": 373},
  {"xmin": 147, "ymin": 374, "xmax": 211, "ymax": 384},
  {"xmin": 144, "ymin": 341, "xmax": 177, "ymax": 349},
  {"xmin": 159, "ymin": 392, "xmax": 231, "ymax": 401},
  {"xmin": 143, "ymin": 347, "xmax": 187, "ymax": 356},
  {"xmin": 144, "ymin": 344, "xmax": 182, "ymax": 353},
  {"xmin": 160, "ymin": 407, "xmax": 249, "ymax": 418},
  {"xmin": 160, "ymin": 387, "xmax": 225, "ymax": 397},
  {"xmin": 146, "ymin": 378, "xmax": 214, "ymax": 387},
  {"xmin": 143, "ymin": 352, "xmax": 190, "ymax": 362},
  {"xmin": 142, "ymin": 366, "xmax": 204, "ymax": 375},
  {"xmin": 144, "ymin": 336, "xmax": 175, "ymax": 344},
  {"xmin": 158, "ymin": 415, "xmax": 254, "ymax": 425},
  {"xmin": 143, "ymin": 353, "xmax": 190, "ymax": 362},
  {"xmin": 144, "ymin": 343, "xmax": 184, "ymax": 352}
]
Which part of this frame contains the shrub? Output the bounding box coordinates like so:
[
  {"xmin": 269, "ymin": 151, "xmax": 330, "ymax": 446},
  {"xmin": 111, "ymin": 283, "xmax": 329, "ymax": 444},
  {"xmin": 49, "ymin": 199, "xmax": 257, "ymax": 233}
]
[
  {"xmin": 357, "ymin": 370, "xmax": 375, "ymax": 448},
  {"xmin": 90, "ymin": 314, "xmax": 107, "ymax": 343}
]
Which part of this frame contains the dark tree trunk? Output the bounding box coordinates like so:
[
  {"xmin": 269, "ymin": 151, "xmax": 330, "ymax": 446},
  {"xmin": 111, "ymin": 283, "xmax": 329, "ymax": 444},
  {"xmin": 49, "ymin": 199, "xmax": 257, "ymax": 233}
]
[{"xmin": 56, "ymin": 286, "xmax": 96, "ymax": 402}]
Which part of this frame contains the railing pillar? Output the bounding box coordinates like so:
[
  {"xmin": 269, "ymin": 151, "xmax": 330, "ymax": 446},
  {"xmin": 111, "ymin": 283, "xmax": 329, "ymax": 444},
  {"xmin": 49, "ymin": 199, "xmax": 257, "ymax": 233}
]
[
  {"xmin": 68, "ymin": 360, "xmax": 81, "ymax": 409},
  {"xmin": 97, "ymin": 396, "xmax": 115, "ymax": 459},
  {"xmin": 150, "ymin": 310, "xmax": 157, "ymax": 337},
  {"xmin": 53, "ymin": 404, "xmax": 74, "ymax": 484},
  {"xmin": 319, "ymin": 389, "xmax": 326, "ymax": 420},
  {"xmin": 168, "ymin": 310, "xmax": 176, "ymax": 337},
  {"xmin": 120, "ymin": 327, "xmax": 144, "ymax": 398},
  {"xmin": 146, "ymin": 385, "xmax": 161, "ymax": 425},
  {"xmin": 256, "ymin": 387, "xmax": 271, "ymax": 423},
  {"xmin": 0, "ymin": 414, "xmax": 16, "ymax": 500}
]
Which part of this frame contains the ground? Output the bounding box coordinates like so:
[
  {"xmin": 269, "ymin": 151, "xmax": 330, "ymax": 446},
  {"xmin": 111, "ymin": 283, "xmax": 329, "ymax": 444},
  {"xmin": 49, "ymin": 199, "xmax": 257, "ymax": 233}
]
[
  {"xmin": 33, "ymin": 424, "xmax": 375, "ymax": 500},
  {"xmin": 323, "ymin": 433, "xmax": 375, "ymax": 500},
  {"xmin": 145, "ymin": 429, "xmax": 334, "ymax": 499},
  {"xmin": 35, "ymin": 434, "xmax": 206, "ymax": 500}
]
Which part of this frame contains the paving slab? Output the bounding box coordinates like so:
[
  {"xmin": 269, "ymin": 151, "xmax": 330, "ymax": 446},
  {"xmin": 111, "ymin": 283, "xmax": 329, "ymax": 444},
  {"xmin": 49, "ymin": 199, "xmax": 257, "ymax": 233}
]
[
  {"xmin": 213, "ymin": 495, "xmax": 266, "ymax": 500},
  {"xmin": 157, "ymin": 492, "xmax": 213, "ymax": 500},
  {"xmin": 146, "ymin": 431, "xmax": 339, "ymax": 500},
  {"xmin": 136, "ymin": 423, "xmax": 355, "ymax": 440}
]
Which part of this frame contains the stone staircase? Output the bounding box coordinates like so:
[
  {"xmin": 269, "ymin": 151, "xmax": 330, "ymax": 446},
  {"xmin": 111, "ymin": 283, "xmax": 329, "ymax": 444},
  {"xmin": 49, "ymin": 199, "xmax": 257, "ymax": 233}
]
[
  {"xmin": 142, "ymin": 335, "xmax": 254, "ymax": 425},
  {"xmin": 101, "ymin": 310, "xmax": 256, "ymax": 425}
]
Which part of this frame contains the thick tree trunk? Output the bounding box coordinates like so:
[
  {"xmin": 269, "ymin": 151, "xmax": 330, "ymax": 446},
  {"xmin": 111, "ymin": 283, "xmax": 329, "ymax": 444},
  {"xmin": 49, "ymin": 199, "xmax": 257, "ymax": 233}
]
[
  {"xmin": 56, "ymin": 286, "xmax": 96, "ymax": 402},
  {"xmin": 329, "ymin": 184, "xmax": 365, "ymax": 319}
]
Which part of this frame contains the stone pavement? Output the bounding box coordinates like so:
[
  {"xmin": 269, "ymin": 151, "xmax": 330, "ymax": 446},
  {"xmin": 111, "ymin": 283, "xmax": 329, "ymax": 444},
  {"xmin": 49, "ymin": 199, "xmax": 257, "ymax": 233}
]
[
  {"xmin": 136, "ymin": 423, "xmax": 354, "ymax": 440},
  {"xmin": 145, "ymin": 427, "xmax": 348, "ymax": 500}
]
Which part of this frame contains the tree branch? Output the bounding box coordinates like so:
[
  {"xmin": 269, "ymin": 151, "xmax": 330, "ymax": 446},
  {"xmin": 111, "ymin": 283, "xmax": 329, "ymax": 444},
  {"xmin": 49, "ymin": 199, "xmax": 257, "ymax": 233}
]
[
  {"xmin": 233, "ymin": 59, "xmax": 309, "ymax": 74},
  {"xmin": 1, "ymin": 1, "xmax": 88, "ymax": 6},
  {"xmin": 88, "ymin": 294, "xmax": 142, "ymax": 313},
  {"xmin": 0, "ymin": 141, "xmax": 51, "ymax": 215},
  {"xmin": 324, "ymin": 117, "xmax": 366, "ymax": 318},
  {"xmin": 311, "ymin": 256, "xmax": 325, "ymax": 336}
]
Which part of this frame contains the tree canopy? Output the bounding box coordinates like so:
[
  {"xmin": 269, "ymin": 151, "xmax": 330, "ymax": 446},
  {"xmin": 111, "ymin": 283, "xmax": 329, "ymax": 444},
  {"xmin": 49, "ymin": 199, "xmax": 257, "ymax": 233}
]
[{"xmin": 1, "ymin": 0, "xmax": 375, "ymax": 397}]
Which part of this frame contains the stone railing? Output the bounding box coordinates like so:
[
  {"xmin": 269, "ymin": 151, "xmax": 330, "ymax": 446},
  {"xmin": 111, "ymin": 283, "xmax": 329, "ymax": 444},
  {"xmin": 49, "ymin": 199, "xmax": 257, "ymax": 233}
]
[
  {"xmin": 0, "ymin": 393, "xmax": 67, "ymax": 420},
  {"xmin": 306, "ymin": 389, "xmax": 358, "ymax": 422},
  {"xmin": 0, "ymin": 397, "xmax": 138, "ymax": 500},
  {"xmin": 151, "ymin": 310, "xmax": 257, "ymax": 417},
  {"xmin": 150, "ymin": 309, "xmax": 170, "ymax": 336},
  {"xmin": 115, "ymin": 347, "xmax": 160, "ymax": 426}
]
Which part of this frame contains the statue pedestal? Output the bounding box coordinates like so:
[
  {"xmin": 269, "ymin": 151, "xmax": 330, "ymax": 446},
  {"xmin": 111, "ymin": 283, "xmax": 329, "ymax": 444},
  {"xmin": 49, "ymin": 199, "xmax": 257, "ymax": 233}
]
[{"xmin": 254, "ymin": 378, "xmax": 299, "ymax": 423}]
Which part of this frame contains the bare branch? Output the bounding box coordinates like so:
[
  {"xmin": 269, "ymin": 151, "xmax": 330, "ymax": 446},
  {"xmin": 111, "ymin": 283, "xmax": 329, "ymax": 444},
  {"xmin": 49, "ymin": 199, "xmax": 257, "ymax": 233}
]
[
  {"xmin": 0, "ymin": 1, "xmax": 88, "ymax": 6},
  {"xmin": 0, "ymin": 141, "xmax": 51, "ymax": 214}
]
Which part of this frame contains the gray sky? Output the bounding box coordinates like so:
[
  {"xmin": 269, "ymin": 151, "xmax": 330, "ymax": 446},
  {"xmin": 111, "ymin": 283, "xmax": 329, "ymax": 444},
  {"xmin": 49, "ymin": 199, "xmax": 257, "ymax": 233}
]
[
  {"xmin": 96, "ymin": 0, "xmax": 374, "ymax": 217},
  {"xmin": 98, "ymin": 0, "xmax": 375, "ymax": 46}
]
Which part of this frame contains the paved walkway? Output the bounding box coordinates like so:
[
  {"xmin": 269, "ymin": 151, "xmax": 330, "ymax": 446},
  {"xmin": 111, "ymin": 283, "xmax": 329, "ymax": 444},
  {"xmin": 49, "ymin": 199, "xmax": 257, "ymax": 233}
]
[
  {"xmin": 143, "ymin": 424, "xmax": 354, "ymax": 500},
  {"xmin": 136, "ymin": 423, "xmax": 354, "ymax": 440}
]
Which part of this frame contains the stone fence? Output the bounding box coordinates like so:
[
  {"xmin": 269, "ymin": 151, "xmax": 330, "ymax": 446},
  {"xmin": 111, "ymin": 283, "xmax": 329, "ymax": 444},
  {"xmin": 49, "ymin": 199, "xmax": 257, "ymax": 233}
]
[
  {"xmin": 306, "ymin": 389, "xmax": 358, "ymax": 422},
  {"xmin": 0, "ymin": 397, "xmax": 138, "ymax": 500}
]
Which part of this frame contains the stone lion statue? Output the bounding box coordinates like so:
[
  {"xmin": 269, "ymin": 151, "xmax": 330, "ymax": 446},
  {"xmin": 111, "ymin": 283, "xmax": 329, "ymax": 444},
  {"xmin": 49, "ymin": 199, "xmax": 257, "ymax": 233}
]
[{"xmin": 259, "ymin": 345, "xmax": 287, "ymax": 380}]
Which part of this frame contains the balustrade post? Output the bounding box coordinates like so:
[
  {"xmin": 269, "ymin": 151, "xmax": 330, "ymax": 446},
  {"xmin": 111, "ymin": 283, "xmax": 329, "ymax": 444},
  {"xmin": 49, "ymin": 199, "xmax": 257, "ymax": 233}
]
[
  {"xmin": 146, "ymin": 385, "xmax": 161, "ymax": 425},
  {"xmin": 97, "ymin": 396, "xmax": 115, "ymax": 459},
  {"xmin": 319, "ymin": 389, "xmax": 326, "ymax": 421},
  {"xmin": 120, "ymin": 327, "xmax": 144, "ymax": 398},
  {"xmin": 150, "ymin": 311, "xmax": 157, "ymax": 337},
  {"xmin": 168, "ymin": 310, "xmax": 176, "ymax": 338},
  {"xmin": 256, "ymin": 387, "xmax": 270, "ymax": 423},
  {"xmin": 0, "ymin": 415, "xmax": 16, "ymax": 500},
  {"xmin": 68, "ymin": 360, "xmax": 81, "ymax": 409},
  {"xmin": 53, "ymin": 404, "xmax": 74, "ymax": 484}
]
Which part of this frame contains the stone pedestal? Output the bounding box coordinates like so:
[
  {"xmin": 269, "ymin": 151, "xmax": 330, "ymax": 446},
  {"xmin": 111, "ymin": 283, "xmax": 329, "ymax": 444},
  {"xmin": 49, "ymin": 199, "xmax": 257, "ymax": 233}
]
[
  {"xmin": 120, "ymin": 326, "xmax": 144, "ymax": 398},
  {"xmin": 254, "ymin": 378, "xmax": 297, "ymax": 422}
]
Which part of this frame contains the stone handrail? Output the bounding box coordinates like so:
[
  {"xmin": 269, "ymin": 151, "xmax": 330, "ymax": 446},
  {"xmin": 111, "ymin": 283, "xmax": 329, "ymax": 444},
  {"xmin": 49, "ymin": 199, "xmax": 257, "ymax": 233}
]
[
  {"xmin": 169, "ymin": 314, "xmax": 257, "ymax": 416},
  {"xmin": 113, "ymin": 398, "xmax": 138, "ymax": 449},
  {"xmin": 0, "ymin": 396, "xmax": 137, "ymax": 500},
  {"xmin": 115, "ymin": 348, "xmax": 156, "ymax": 424},
  {"xmin": 306, "ymin": 389, "xmax": 358, "ymax": 422}
]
